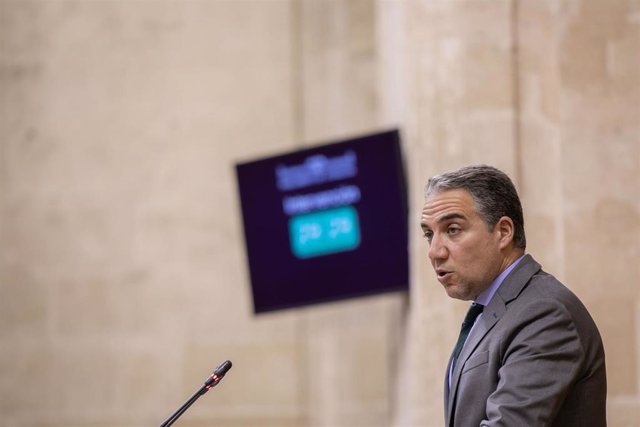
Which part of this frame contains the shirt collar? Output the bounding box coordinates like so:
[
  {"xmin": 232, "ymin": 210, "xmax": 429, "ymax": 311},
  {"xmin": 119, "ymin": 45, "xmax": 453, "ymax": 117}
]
[{"xmin": 475, "ymin": 255, "xmax": 525, "ymax": 306}]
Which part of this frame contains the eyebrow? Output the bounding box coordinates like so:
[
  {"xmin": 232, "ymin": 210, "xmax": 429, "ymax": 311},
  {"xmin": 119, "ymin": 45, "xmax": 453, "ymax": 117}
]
[{"xmin": 421, "ymin": 212, "xmax": 466, "ymax": 230}]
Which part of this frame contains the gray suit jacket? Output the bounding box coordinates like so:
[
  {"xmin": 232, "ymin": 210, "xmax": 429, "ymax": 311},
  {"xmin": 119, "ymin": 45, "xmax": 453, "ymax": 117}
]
[{"xmin": 445, "ymin": 255, "xmax": 606, "ymax": 427}]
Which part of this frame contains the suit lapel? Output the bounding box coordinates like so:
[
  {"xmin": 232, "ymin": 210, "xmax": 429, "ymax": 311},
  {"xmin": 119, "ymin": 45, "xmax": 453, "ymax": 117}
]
[
  {"xmin": 445, "ymin": 255, "xmax": 542, "ymax": 426},
  {"xmin": 446, "ymin": 301, "xmax": 503, "ymax": 425}
]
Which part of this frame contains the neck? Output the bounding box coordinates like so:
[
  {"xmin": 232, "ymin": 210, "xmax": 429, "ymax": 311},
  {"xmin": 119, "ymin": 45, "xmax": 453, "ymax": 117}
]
[{"xmin": 500, "ymin": 248, "xmax": 525, "ymax": 273}]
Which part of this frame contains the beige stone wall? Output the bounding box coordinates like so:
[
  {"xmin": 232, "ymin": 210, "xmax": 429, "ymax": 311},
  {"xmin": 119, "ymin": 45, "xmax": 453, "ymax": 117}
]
[{"xmin": 0, "ymin": 0, "xmax": 638, "ymax": 426}]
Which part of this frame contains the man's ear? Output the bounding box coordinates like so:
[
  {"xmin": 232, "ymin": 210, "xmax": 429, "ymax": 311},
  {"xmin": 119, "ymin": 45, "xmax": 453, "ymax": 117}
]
[{"xmin": 496, "ymin": 216, "xmax": 515, "ymax": 249}]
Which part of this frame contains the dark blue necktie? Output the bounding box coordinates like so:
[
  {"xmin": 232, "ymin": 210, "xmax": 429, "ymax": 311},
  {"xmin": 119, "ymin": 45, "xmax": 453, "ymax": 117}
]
[{"xmin": 451, "ymin": 303, "xmax": 484, "ymax": 371}]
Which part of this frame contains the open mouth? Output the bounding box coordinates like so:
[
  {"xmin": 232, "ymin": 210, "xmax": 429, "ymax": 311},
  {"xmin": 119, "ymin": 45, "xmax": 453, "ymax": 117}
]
[{"xmin": 437, "ymin": 270, "xmax": 452, "ymax": 280}]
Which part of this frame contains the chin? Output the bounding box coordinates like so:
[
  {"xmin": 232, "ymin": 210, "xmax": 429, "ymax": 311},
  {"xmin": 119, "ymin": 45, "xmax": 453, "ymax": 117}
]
[
  {"xmin": 444, "ymin": 285, "xmax": 474, "ymax": 301},
  {"xmin": 444, "ymin": 286, "xmax": 467, "ymax": 301}
]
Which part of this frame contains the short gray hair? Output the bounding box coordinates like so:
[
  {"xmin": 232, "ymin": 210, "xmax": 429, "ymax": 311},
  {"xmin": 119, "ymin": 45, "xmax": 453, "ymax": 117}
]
[{"xmin": 425, "ymin": 165, "xmax": 526, "ymax": 249}]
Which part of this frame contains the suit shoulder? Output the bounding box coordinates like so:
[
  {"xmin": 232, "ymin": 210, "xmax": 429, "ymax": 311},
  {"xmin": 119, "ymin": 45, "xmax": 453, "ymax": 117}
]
[
  {"xmin": 514, "ymin": 270, "xmax": 604, "ymax": 352},
  {"xmin": 525, "ymin": 270, "xmax": 586, "ymax": 308}
]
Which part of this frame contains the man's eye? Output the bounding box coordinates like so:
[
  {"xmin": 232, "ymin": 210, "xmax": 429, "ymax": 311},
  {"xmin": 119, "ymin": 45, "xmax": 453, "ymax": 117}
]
[
  {"xmin": 423, "ymin": 231, "xmax": 433, "ymax": 242},
  {"xmin": 447, "ymin": 226, "xmax": 461, "ymax": 235}
]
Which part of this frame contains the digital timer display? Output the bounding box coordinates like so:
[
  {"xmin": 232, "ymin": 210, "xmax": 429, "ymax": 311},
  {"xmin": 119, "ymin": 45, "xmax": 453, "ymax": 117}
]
[{"xmin": 235, "ymin": 129, "xmax": 408, "ymax": 313}]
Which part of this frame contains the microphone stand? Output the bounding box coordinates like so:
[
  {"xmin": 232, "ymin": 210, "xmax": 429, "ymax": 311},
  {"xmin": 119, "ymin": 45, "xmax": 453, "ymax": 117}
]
[{"xmin": 160, "ymin": 360, "xmax": 232, "ymax": 427}]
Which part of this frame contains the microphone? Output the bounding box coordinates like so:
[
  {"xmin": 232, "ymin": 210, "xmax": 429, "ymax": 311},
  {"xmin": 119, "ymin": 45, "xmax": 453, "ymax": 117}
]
[
  {"xmin": 204, "ymin": 360, "xmax": 233, "ymax": 388},
  {"xmin": 160, "ymin": 360, "xmax": 232, "ymax": 427}
]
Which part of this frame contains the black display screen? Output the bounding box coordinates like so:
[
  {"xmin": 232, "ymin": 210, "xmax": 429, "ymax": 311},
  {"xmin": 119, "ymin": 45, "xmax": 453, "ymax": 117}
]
[{"xmin": 235, "ymin": 129, "xmax": 409, "ymax": 313}]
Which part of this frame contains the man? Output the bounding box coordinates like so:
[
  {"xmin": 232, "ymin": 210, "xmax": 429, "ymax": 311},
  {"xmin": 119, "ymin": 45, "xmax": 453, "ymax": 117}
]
[{"xmin": 420, "ymin": 165, "xmax": 606, "ymax": 427}]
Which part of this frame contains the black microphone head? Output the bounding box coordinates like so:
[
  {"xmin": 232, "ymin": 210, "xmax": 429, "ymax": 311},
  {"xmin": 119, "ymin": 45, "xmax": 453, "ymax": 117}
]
[{"xmin": 214, "ymin": 360, "xmax": 232, "ymax": 377}]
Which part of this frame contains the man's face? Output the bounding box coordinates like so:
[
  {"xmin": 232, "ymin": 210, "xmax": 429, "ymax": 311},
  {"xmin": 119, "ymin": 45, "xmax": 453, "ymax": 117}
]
[{"xmin": 420, "ymin": 188, "xmax": 504, "ymax": 301}]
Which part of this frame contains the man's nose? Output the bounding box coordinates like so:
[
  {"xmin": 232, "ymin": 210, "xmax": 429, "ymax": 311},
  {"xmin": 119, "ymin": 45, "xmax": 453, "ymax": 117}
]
[{"xmin": 428, "ymin": 234, "xmax": 448, "ymax": 262}]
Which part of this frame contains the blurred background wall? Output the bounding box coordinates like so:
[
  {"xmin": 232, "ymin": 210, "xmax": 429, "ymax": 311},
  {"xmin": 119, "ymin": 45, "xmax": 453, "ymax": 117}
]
[{"xmin": 0, "ymin": 0, "xmax": 638, "ymax": 426}]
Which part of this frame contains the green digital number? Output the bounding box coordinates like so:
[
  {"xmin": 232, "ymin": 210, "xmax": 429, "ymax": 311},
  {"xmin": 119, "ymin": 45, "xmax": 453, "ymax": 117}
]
[{"xmin": 289, "ymin": 206, "xmax": 360, "ymax": 259}]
